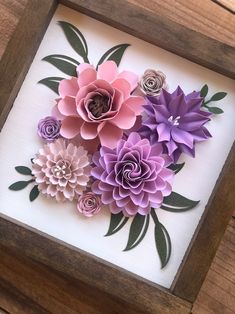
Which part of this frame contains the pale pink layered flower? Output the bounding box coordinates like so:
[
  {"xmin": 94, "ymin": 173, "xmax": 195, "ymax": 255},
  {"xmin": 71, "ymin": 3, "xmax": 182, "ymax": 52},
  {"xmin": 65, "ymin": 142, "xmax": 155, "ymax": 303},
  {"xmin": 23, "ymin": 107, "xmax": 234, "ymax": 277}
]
[
  {"xmin": 32, "ymin": 139, "xmax": 91, "ymax": 202},
  {"xmin": 53, "ymin": 61, "xmax": 145, "ymax": 149},
  {"xmin": 77, "ymin": 192, "xmax": 101, "ymax": 217}
]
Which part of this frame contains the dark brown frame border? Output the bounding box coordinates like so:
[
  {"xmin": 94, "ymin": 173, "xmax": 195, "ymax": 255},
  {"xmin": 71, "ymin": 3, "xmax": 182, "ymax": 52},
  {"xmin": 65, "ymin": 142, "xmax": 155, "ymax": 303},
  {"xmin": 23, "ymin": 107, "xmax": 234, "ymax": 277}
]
[{"xmin": 0, "ymin": 0, "xmax": 234, "ymax": 313}]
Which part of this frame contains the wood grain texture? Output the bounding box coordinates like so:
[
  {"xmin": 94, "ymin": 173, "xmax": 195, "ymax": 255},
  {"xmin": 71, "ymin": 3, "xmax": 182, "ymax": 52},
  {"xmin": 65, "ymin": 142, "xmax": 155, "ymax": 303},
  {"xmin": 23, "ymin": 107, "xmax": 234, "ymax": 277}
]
[
  {"xmin": 0, "ymin": 215, "xmax": 191, "ymax": 314},
  {"xmin": 0, "ymin": 0, "xmax": 235, "ymax": 313},
  {"xmin": 62, "ymin": 0, "xmax": 235, "ymax": 79}
]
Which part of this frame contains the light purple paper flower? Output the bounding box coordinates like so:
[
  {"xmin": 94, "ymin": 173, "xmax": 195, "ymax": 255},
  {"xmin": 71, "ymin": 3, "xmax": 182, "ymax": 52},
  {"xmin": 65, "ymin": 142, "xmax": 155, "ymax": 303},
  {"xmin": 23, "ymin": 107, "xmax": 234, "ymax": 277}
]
[
  {"xmin": 140, "ymin": 87, "xmax": 212, "ymax": 163},
  {"xmin": 38, "ymin": 116, "xmax": 61, "ymax": 141},
  {"xmin": 32, "ymin": 139, "xmax": 91, "ymax": 202},
  {"xmin": 77, "ymin": 192, "xmax": 101, "ymax": 217},
  {"xmin": 91, "ymin": 132, "xmax": 174, "ymax": 217}
]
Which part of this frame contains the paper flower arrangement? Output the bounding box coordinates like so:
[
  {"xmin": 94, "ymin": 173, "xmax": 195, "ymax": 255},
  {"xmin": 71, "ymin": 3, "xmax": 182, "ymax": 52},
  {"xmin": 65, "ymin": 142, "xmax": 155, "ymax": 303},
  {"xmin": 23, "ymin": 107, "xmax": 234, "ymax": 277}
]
[{"xmin": 9, "ymin": 21, "xmax": 227, "ymax": 268}]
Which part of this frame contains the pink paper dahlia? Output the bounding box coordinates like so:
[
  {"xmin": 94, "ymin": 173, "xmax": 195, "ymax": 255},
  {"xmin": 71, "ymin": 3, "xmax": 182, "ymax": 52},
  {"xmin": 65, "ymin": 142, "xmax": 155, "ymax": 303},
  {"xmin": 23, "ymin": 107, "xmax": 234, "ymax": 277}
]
[
  {"xmin": 32, "ymin": 139, "xmax": 91, "ymax": 202},
  {"xmin": 53, "ymin": 61, "xmax": 145, "ymax": 149}
]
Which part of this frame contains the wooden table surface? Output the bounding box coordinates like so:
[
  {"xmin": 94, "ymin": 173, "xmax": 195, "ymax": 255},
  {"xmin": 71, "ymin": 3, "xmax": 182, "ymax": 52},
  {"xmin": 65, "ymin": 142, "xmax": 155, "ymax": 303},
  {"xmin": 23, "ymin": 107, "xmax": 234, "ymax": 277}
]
[{"xmin": 0, "ymin": 1, "xmax": 235, "ymax": 313}]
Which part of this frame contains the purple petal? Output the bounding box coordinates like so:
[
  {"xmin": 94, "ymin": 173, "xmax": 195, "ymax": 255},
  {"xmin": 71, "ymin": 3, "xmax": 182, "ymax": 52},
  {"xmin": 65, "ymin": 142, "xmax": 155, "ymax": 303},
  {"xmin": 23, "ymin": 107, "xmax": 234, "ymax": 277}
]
[
  {"xmin": 171, "ymin": 127, "xmax": 194, "ymax": 148},
  {"xmin": 157, "ymin": 123, "xmax": 171, "ymax": 142}
]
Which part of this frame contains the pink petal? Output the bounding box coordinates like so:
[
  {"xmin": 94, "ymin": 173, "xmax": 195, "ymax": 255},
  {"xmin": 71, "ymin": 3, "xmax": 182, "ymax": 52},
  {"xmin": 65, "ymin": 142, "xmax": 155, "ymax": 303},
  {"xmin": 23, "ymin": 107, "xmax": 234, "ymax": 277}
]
[
  {"xmin": 98, "ymin": 122, "xmax": 123, "ymax": 148},
  {"xmin": 97, "ymin": 61, "xmax": 118, "ymax": 82},
  {"xmin": 124, "ymin": 96, "xmax": 145, "ymax": 115},
  {"xmin": 76, "ymin": 84, "xmax": 96, "ymax": 104},
  {"xmin": 76, "ymin": 63, "xmax": 95, "ymax": 76},
  {"xmin": 77, "ymin": 135, "xmax": 100, "ymax": 154},
  {"xmin": 52, "ymin": 104, "xmax": 65, "ymax": 120},
  {"xmin": 58, "ymin": 96, "xmax": 77, "ymax": 116},
  {"xmin": 117, "ymin": 71, "xmax": 138, "ymax": 91},
  {"xmin": 111, "ymin": 78, "xmax": 131, "ymax": 100},
  {"xmin": 58, "ymin": 77, "xmax": 79, "ymax": 97},
  {"xmin": 78, "ymin": 68, "xmax": 97, "ymax": 88},
  {"xmin": 80, "ymin": 122, "xmax": 98, "ymax": 139},
  {"xmin": 60, "ymin": 117, "xmax": 83, "ymax": 139},
  {"xmin": 110, "ymin": 104, "xmax": 136, "ymax": 130}
]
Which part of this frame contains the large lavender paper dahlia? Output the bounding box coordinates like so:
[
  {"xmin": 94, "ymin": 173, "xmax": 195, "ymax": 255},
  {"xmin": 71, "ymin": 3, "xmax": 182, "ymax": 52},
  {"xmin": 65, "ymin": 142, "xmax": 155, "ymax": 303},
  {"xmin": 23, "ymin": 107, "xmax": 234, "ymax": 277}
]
[
  {"xmin": 32, "ymin": 139, "xmax": 91, "ymax": 202},
  {"xmin": 140, "ymin": 87, "xmax": 212, "ymax": 163},
  {"xmin": 91, "ymin": 132, "xmax": 174, "ymax": 217}
]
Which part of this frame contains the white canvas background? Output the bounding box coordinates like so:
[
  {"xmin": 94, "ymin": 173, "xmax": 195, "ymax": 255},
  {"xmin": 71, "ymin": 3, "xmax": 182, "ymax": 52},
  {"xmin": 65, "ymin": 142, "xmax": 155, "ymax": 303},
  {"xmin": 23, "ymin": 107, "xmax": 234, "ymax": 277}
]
[{"xmin": 0, "ymin": 5, "xmax": 234, "ymax": 288}]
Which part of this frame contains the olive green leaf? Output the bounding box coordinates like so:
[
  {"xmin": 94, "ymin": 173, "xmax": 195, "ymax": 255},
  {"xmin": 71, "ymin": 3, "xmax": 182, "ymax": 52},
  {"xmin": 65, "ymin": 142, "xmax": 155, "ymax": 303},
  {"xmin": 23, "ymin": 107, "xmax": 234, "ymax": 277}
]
[
  {"xmin": 38, "ymin": 77, "xmax": 64, "ymax": 94},
  {"xmin": 42, "ymin": 54, "xmax": 79, "ymax": 76},
  {"xmin": 124, "ymin": 214, "xmax": 149, "ymax": 251},
  {"xmin": 29, "ymin": 185, "xmax": 40, "ymax": 202},
  {"xmin": 161, "ymin": 192, "xmax": 199, "ymax": 212},
  {"xmin": 9, "ymin": 179, "xmax": 34, "ymax": 191},
  {"xmin": 168, "ymin": 162, "xmax": 185, "ymax": 174},
  {"xmin": 105, "ymin": 212, "xmax": 129, "ymax": 236},
  {"xmin": 15, "ymin": 166, "xmax": 32, "ymax": 176},
  {"xmin": 97, "ymin": 44, "xmax": 130, "ymax": 68},
  {"xmin": 200, "ymin": 84, "xmax": 208, "ymax": 98}
]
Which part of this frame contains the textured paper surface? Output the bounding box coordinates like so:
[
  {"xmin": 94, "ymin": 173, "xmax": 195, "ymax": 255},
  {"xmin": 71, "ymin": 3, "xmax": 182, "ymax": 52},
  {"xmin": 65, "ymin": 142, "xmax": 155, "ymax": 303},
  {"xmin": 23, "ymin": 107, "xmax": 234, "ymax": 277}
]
[{"xmin": 0, "ymin": 4, "xmax": 234, "ymax": 288}]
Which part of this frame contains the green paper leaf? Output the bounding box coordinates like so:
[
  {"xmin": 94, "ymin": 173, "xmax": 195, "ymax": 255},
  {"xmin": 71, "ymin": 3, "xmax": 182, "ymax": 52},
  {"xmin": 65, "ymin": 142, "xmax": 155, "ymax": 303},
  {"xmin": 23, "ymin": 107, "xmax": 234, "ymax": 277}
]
[
  {"xmin": 161, "ymin": 192, "xmax": 199, "ymax": 212},
  {"xmin": 42, "ymin": 54, "xmax": 79, "ymax": 76},
  {"xmin": 124, "ymin": 214, "xmax": 149, "ymax": 251},
  {"xmin": 58, "ymin": 21, "xmax": 89, "ymax": 62},
  {"xmin": 38, "ymin": 77, "xmax": 64, "ymax": 94},
  {"xmin": 210, "ymin": 92, "xmax": 227, "ymax": 102},
  {"xmin": 200, "ymin": 84, "xmax": 208, "ymax": 98},
  {"xmin": 168, "ymin": 162, "xmax": 185, "ymax": 174},
  {"xmin": 29, "ymin": 185, "xmax": 40, "ymax": 202},
  {"xmin": 9, "ymin": 180, "xmax": 32, "ymax": 191},
  {"xmin": 97, "ymin": 44, "xmax": 130, "ymax": 68},
  {"xmin": 207, "ymin": 106, "xmax": 224, "ymax": 114},
  {"xmin": 154, "ymin": 221, "xmax": 171, "ymax": 269},
  {"xmin": 105, "ymin": 212, "xmax": 129, "ymax": 236},
  {"xmin": 15, "ymin": 166, "xmax": 32, "ymax": 176}
]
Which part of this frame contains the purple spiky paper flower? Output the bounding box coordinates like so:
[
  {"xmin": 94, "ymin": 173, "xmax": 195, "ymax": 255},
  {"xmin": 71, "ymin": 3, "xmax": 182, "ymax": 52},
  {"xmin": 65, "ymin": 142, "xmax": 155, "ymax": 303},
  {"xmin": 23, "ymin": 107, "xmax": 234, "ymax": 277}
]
[
  {"xmin": 91, "ymin": 132, "xmax": 174, "ymax": 217},
  {"xmin": 140, "ymin": 86, "xmax": 212, "ymax": 163}
]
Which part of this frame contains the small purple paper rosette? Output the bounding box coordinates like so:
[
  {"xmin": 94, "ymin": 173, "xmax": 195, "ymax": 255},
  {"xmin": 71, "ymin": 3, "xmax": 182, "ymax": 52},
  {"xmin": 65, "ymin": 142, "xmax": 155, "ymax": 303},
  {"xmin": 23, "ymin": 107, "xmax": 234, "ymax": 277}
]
[{"xmin": 37, "ymin": 116, "xmax": 61, "ymax": 142}]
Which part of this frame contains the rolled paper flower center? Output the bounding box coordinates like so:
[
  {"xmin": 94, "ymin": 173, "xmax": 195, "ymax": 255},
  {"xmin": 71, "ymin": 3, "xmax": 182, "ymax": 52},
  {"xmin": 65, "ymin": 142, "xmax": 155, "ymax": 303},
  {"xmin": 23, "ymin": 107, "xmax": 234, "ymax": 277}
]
[
  {"xmin": 52, "ymin": 159, "xmax": 72, "ymax": 179},
  {"xmin": 146, "ymin": 78, "xmax": 156, "ymax": 87},
  {"xmin": 122, "ymin": 161, "xmax": 141, "ymax": 182},
  {"xmin": 168, "ymin": 115, "xmax": 180, "ymax": 126},
  {"xmin": 88, "ymin": 95, "xmax": 110, "ymax": 118}
]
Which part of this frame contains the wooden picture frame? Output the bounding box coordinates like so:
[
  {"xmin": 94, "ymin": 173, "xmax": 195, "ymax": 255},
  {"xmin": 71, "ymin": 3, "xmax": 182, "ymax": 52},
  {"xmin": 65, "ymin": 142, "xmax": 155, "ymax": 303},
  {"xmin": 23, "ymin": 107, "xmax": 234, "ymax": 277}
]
[{"xmin": 0, "ymin": 0, "xmax": 234, "ymax": 313}]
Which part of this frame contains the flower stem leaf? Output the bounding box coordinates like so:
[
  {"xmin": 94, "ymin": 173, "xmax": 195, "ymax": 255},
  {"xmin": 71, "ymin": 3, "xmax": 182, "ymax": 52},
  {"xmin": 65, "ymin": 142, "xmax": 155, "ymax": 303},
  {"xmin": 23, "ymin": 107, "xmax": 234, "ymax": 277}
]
[
  {"xmin": 97, "ymin": 44, "xmax": 130, "ymax": 69},
  {"xmin": 161, "ymin": 192, "xmax": 199, "ymax": 212},
  {"xmin": 15, "ymin": 166, "xmax": 32, "ymax": 176},
  {"xmin": 58, "ymin": 21, "xmax": 89, "ymax": 63},
  {"xmin": 38, "ymin": 77, "xmax": 64, "ymax": 94},
  {"xmin": 207, "ymin": 106, "xmax": 224, "ymax": 114},
  {"xmin": 29, "ymin": 185, "xmax": 40, "ymax": 202},
  {"xmin": 154, "ymin": 220, "xmax": 171, "ymax": 269},
  {"xmin": 9, "ymin": 180, "xmax": 33, "ymax": 191},
  {"xmin": 42, "ymin": 54, "xmax": 79, "ymax": 76},
  {"xmin": 168, "ymin": 162, "xmax": 185, "ymax": 174},
  {"xmin": 105, "ymin": 212, "xmax": 129, "ymax": 236},
  {"xmin": 210, "ymin": 92, "xmax": 227, "ymax": 102},
  {"xmin": 124, "ymin": 214, "xmax": 149, "ymax": 251},
  {"xmin": 200, "ymin": 84, "xmax": 209, "ymax": 98}
]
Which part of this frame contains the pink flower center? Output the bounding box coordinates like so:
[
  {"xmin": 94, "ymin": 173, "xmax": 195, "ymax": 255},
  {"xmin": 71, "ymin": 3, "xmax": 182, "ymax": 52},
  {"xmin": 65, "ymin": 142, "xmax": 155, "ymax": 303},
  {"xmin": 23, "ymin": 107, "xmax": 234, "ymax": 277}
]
[
  {"xmin": 88, "ymin": 95, "xmax": 110, "ymax": 118},
  {"xmin": 52, "ymin": 159, "xmax": 72, "ymax": 179}
]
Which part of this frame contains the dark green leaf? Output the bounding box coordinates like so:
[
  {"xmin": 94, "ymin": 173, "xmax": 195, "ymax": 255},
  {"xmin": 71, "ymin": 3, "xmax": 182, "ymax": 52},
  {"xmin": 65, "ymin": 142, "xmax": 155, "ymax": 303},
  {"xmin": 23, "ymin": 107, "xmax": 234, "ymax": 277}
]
[
  {"xmin": 200, "ymin": 84, "xmax": 208, "ymax": 98},
  {"xmin": 38, "ymin": 77, "xmax": 64, "ymax": 94},
  {"xmin": 42, "ymin": 54, "xmax": 79, "ymax": 76},
  {"xmin": 168, "ymin": 162, "xmax": 185, "ymax": 174},
  {"xmin": 207, "ymin": 106, "xmax": 224, "ymax": 114},
  {"xmin": 105, "ymin": 212, "xmax": 129, "ymax": 236},
  {"xmin": 58, "ymin": 21, "xmax": 89, "ymax": 62},
  {"xmin": 97, "ymin": 44, "xmax": 130, "ymax": 68},
  {"xmin": 210, "ymin": 92, "xmax": 227, "ymax": 101},
  {"xmin": 9, "ymin": 181, "xmax": 32, "ymax": 191},
  {"xmin": 161, "ymin": 192, "xmax": 199, "ymax": 212},
  {"xmin": 29, "ymin": 185, "xmax": 40, "ymax": 202},
  {"xmin": 154, "ymin": 221, "xmax": 171, "ymax": 268},
  {"xmin": 15, "ymin": 166, "xmax": 32, "ymax": 176},
  {"xmin": 124, "ymin": 214, "xmax": 149, "ymax": 251}
]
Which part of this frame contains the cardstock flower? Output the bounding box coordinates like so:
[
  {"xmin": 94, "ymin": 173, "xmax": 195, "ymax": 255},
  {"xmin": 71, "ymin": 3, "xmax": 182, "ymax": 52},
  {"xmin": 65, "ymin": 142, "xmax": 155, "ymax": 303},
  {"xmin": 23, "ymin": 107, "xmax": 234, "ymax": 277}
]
[
  {"xmin": 139, "ymin": 69, "xmax": 166, "ymax": 96},
  {"xmin": 53, "ymin": 61, "xmax": 145, "ymax": 149},
  {"xmin": 91, "ymin": 132, "xmax": 174, "ymax": 217},
  {"xmin": 77, "ymin": 192, "xmax": 101, "ymax": 217},
  {"xmin": 37, "ymin": 116, "xmax": 61, "ymax": 141},
  {"xmin": 32, "ymin": 139, "xmax": 91, "ymax": 202},
  {"xmin": 140, "ymin": 87, "xmax": 212, "ymax": 163}
]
